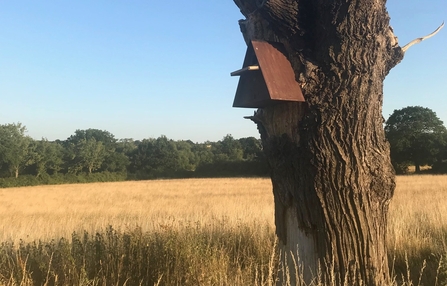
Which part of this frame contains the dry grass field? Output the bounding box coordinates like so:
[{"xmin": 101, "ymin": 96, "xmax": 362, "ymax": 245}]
[
  {"xmin": 389, "ymin": 175, "xmax": 447, "ymax": 252},
  {"xmin": 0, "ymin": 178, "xmax": 274, "ymax": 244},
  {"xmin": 0, "ymin": 176, "xmax": 446, "ymax": 285}
]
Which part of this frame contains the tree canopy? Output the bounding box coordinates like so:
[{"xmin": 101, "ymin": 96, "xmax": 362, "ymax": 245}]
[
  {"xmin": 0, "ymin": 125, "xmax": 267, "ymax": 183},
  {"xmin": 31, "ymin": 139, "xmax": 64, "ymax": 177},
  {"xmin": 0, "ymin": 123, "xmax": 33, "ymax": 178},
  {"xmin": 385, "ymin": 106, "xmax": 447, "ymax": 173}
]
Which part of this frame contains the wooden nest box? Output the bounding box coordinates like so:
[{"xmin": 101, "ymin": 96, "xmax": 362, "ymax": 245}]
[{"xmin": 231, "ymin": 40, "xmax": 305, "ymax": 108}]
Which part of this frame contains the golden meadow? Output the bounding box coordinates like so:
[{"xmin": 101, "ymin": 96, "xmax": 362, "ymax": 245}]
[{"xmin": 0, "ymin": 176, "xmax": 446, "ymax": 285}]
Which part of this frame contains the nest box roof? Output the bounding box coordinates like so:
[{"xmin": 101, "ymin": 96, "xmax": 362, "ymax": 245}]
[{"xmin": 231, "ymin": 40, "xmax": 305, "ymax": 108}]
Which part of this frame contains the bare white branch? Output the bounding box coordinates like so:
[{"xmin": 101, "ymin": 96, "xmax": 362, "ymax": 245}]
[{"xmin": 402, "ymin": 22, "xmax": 444, "ymax": 52}]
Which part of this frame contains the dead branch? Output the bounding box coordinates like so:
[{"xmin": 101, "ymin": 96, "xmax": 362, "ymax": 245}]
[{"xmin": 402, "ymin": 22, "xmax": 444, "ymax": 52}]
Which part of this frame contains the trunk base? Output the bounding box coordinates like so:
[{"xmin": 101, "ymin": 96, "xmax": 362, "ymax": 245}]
[{"xmin": 279, "ymin": 206, "xmax": 317, "ymax": 286}]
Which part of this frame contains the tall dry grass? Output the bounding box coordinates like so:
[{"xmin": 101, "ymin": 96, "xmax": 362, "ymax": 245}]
[
  {"xmin": 388, "ymin": 175, "xmax": 447, "ymax": 284},
  {"xmin": 0, "ymin": 176, "xmax": 446, "ymax": 285},
  {"xmin": 0, "ymin": 178, "xmax": 276, "ymax": 285},
  {"xmin": 0, "ymin": 178, "xmax": 274, "ymax": 244}
]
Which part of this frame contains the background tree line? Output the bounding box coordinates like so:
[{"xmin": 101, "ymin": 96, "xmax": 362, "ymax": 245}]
[
  {"xmin": 0, "ymin": 124, "xmax": 268, "ymax": 187},
  {"xmin": 0, "ymin": 105, "xmax": 446, "ymax": 187}
]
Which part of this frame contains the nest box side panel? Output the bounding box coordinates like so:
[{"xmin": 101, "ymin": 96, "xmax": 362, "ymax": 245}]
[
  {"xmin": 232, "ymin": 70, "xmax": 271, "ymax": 108},
  {"xmin": 252, "ymin": 41, "xmax": 305, "ymax": 102},
  {"xmin": 232, "ymin": 42, "xmax": 272, "ymax": 108}
]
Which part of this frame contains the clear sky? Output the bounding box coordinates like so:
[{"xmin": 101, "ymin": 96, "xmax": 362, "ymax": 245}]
[{"xmin": 1, "ymin": 1, "xmax": 446, "ymax": 143}]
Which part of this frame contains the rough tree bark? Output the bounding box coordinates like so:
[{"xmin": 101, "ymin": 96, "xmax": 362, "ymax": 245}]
[{"xmin": 232, "ymin": 0, "xmax": 406, "ymax": 285}]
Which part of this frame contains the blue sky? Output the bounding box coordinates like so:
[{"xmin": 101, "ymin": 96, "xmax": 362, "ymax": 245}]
[{"xmin": 1, "ymin": 1, "xmax": 446, "ymax": 142}]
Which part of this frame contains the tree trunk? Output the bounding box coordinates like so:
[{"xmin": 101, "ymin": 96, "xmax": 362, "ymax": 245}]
[
  {"xmin": 233, "ymin": 0, "xmax": 404, "ymax": 285},
  {"xmin": 415, "ymin": 164, "xmax": 421, "ymax": 173}
]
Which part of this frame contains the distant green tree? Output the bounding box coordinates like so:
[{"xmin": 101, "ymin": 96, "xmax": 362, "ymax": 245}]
[
  {"xmin": 193, "ymin": 142, "xmax": 214, "ymax": 165},
  {"xmin": 67, "ymin": 129, "xmax": 116, "ymax": 147},
  {"xmin": 32, "ymin": 139, "xmax": 64, "ymax": 177},
  {"xmin": 129, "ymin": 136, "xmax": 181, "ymax": 178},
  {"xmin": 0, "ymin": 123, "xmax": 33, "ymax": 178},
  {"xmin": 102, "ymin": 138, "xmax": 135, "ymax": 173},
  {"xmin": 175, "ymin": 140, "xmax": 198, "ymax": 171},
  {"xmin": 70, "ymin": 138, "xmax": 106, "ymax": 174},
  {"xmin": 385, "ymin": 106, "xmax": 447, "ymax": 173},
  {"xmin": 238, "ymin": 137, "xmax": 264, "ymax": 161},
  {"xmin": 213, "ymin": 135, "xmax": 244, "ymax": 161},
  {"xmin": 66, "ymin": 129, "xmax": 127, "ymax": 172},
  {"xmin": 102, "ymin": 151, "xmax": 129, "ymax": 173},
  {"xmin": 116, "ymin": 138, "xmax": 137, "ymax": 155},
  {"xmin": 432, "ymin": 133, "xmax": 447, "ymax": 173}
]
